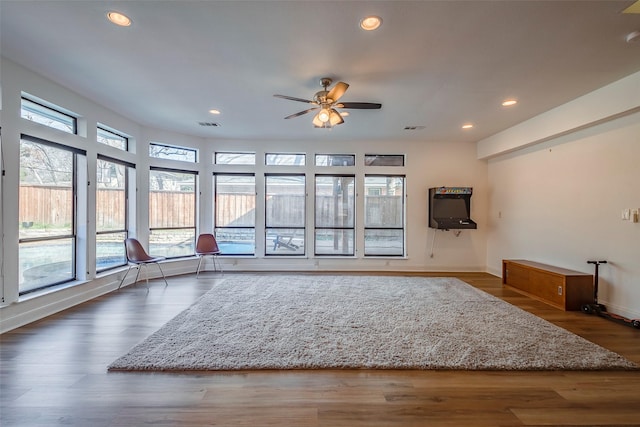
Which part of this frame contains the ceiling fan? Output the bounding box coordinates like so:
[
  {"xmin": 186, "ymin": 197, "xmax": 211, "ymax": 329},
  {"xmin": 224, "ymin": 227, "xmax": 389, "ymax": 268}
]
[{"xmin": 274, "ymin": 78, "xmax": 382, "ymax": 128}]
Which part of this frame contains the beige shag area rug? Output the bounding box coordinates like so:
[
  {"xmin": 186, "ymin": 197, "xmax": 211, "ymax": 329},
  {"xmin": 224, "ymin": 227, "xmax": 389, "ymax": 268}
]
[{"xmin": 108, "ymin": 275, "xmax": 637, "ymax": 371}]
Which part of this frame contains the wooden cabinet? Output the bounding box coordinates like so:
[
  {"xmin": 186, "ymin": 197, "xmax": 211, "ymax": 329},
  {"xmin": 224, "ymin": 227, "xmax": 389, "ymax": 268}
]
[{"xmin": 502, "ymin": 259, "xmax": 593, "ymax": 311}]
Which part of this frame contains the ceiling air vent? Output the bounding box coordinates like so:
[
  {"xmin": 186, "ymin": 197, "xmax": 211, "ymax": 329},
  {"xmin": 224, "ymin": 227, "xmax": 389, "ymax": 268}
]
[
  {"xmin": 404, "ymin": 126, "xmax": 425, "ymax": 130},
  {"xmin": 198, "ymin": 122, "xmax": 221, "ymax": 127}
]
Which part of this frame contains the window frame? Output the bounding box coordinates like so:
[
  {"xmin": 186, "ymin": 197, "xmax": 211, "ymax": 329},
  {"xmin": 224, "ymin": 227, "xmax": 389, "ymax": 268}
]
[
  {"xmin": 314, "ymin": 174, "xmax": 356, "ymax": 256},
  {"xmin": 20, "ymin": 96, "xmax": 77, "ymax": 134},
  {"xmin": 364, "ymin": 154, "xmax": 405, "ymax": 167},
  {"xmin": 149, "ymin": 142, "xmax": 197, "ymax": 163},
  {"xmin": 18, "ymin": 135, "xmax": 84, "ymax": 294},
  {"xmin": 264, "ymin": 173, "xmax": 306, "ymax": 256},
  {"xmin": 95, "ymin": 155, "xmax": 134, "ymax": 272},
  {"xmin": 213, "ymin": 172, "xmax": 256, "ymax": 256},
  {"xmin": 363, "ymin": 174, "xmax": 406, "ymax": 257},
  {"xmin": 315, "ymin": 154, "xmax": 356, "ymax": 167},
  {"xmin": 148, "ymin": 167, "xmax": 198, "ymax": 259},
  {"xmin": 214, "ymin": 152, "xmax": 256, "ymax": 165},
  {"xmin": 97, "ymin": 126, "xmax": 129, "ymax": 151},
  {"xmin": 265, "ymin": 153, "xmax": 306, "ymax": 166}
]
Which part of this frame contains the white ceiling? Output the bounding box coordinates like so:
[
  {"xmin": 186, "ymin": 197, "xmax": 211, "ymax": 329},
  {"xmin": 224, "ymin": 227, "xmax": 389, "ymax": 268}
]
[{"xmin": 2, "ymin": 1, "xmax": 640, "ymax": 144}]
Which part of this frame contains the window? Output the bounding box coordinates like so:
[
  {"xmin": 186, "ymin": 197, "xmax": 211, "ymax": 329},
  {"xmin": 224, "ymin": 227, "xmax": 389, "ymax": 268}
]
[
  {"xmin": 314, "ymin": 175, "xmax": 355, "ymax": 255},
  {"xmin": 96, "ymin": 156, "xmax": 132, "ymax": 271},
  {"xmin": 364, "ymin": 154, "xmax": 405, "ymax": 166},
  {"xmin": 97, "ymin": 126, "xmax": 128, "ymax": 151},
  {"xmin": 364, "ymin": 176, "xmax": 405, "ymax": 256},
  {"xmin": 149, "ymin": 142, "xmax": 197, "ymax": 162},
  {"xmin": 214, "ymin": 174, "xmax": 255, "ymax": 255},
  {"xmin": 315, "ymin": 154, "xmax": 355, "ymax": 166},
  {"xmin": 21, "ymin": 96, "xmax": 77, "ymax": 134},
  {"xmin": 265, "ymin": 175, "xmax": 305, "ymax": 255},
  {"xmin": 19, "ymin": 136, "xmax": 84, "ymax": 294},
  {"xmin": 149, "ymin": 168, "xmax": 197, "ymax": 258},
  {"xmin": 215, "ymin": 152, "xmax": 255, "ymax": 165},
  {"xmin": 265, "ymin": 153, "xmax": 305, "ymax": 166}
]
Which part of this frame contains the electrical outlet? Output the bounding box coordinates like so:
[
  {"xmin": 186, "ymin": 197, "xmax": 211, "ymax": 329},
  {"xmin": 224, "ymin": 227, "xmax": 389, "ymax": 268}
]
[
  {"xmin": 558, "ymin": 286, "xmax": 563, "ymax": 296},
  {"xmin": 622, "ymin": 209, "xmax": 631, "ymax": 220}
]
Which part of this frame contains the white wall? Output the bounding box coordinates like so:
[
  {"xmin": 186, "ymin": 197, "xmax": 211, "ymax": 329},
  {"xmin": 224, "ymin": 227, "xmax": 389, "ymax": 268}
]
[
  {"xmin": 482, "ymin": 73, "xmax": 640, "ymax": 319},
  {"xmin": 0, "ymin": 58, "xmax": 488, "ymax": 332}
]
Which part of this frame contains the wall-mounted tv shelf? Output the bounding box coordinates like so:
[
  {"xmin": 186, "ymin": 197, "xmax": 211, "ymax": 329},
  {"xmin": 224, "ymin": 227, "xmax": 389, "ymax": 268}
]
[{"xmin": 502, "ymin": 259, "xmax": 593, "ymax": 311}]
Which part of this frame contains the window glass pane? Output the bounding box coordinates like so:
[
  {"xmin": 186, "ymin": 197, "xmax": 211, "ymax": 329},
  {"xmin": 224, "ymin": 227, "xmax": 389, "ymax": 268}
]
[
  {"xmin": 364, "ymin": 176, "xmax": 404, "ymax": 228},
  {"xmin": 20, "ymin": 139, "xmax": 73, "ymax": 239},
  {"xmin": 215, "ymin": 175, "xmax": 256, "ymax": 227},
  {"xmin": 266, "ymin": 174, "xmax": 305, "ymax": 256},
  {"xmin": 21, "ymin": 97, "xmax": 76, "ymax": 134},
  {"xmin": 96, "ymin": 160, "xmax": 126, "ymax": 231},
  {"xmin": 214, "ymin": 174, "xmax": 255, "ymax": 255},
  {"xmin": 364, "ymin": 154, "xmax": 405, "ymax": 166},
  {"xmin": 266, "ymin": 175, "xmax": 305, "ymax": 227},
  {"xmin": 214, "ymin": 228, "xmax": 255, "ymax": 255},
  {"xmin": 315, "ymin": 154, "xmax": 355, "ymax": 166},
  {"xmin": 149, "ymin": 169, "xmax": 196, "ymax": 258},
  {"xmin": 96, "ymin": 231, "xmax": 127, "ymax": 271},
  {"xmin": 314, "ymin": 229, "xmax": 354, "ymax": 255},
  {"xmin": 266, "ymin": 228, "xmax": 305, "ymax": 255},
  {"xmin": 149, "ymin": 228, "xmax": 196, "ymax": 258},
  {"xmin": 265, "ymin": 153, "xmax": 305, "ymax": 166},
  {"xmin": 215, "ymin": 152, "xmax": 256, "ymax": 165},
  {"xmin": 364, "ymin": 229, "xmax": 404, "ymax": 256},
  {"xmin": 149, "ymin": 142, "xmax": 197, "ymax": 162},
  {"xmin": 364, "ymin": 175, "xmax": 405, "ymax": 257},
  {"xmin": 315, "ymin": 176, "xmax": 355, "ymax": 228},
  {"xmin": 19, "ymin": 238, "xmax": 74, "ymax": 294},
  {"xmin": 149, "ymin": 170, "xmax": 196, "ymax": 228},
  {"xmin": 97, "ymin": 127, "xmax": 127, "ymax": 150}
]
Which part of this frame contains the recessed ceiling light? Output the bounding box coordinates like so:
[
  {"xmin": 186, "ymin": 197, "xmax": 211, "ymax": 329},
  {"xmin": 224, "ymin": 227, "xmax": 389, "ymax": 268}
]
[
  {"xmin": 209, "ymin": 109, "xmax": 221, "ymax": 115},
  {"xmin": 502, "ymin": 99, "xmax": 518, "ymax": 107},
  {"xmin": 360, "ymin": 16, "xmax": 382, "ymax": 31},
  {"xmin": 462, "ymin": 123, "xmax": 474, "ymax": 129},
  {"xmin": 107, "ymin": 11, "xmax": 131, "ymax": 27}
]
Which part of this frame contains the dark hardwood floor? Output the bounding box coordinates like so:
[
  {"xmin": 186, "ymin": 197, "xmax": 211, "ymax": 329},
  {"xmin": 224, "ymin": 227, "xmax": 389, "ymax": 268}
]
[{"xmin": 2, "ymin": 272, "xmax": 640, "ymax": 426}]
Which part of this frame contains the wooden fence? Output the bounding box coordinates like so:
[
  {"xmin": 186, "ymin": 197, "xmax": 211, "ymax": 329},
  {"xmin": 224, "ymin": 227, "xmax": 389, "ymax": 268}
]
[{"xmin": 20, "ymin": 186, "xmax": 402, "ymax": 229}]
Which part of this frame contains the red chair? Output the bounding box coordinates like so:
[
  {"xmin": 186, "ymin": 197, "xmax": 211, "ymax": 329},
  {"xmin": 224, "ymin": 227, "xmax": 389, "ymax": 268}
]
[
  {"xmin": 195, "ymin": 234, "xmax": 222, "ymax": 278},
  {"xmin": 117, "ymin": 238, "xmax": 169, "ymax": 289}
]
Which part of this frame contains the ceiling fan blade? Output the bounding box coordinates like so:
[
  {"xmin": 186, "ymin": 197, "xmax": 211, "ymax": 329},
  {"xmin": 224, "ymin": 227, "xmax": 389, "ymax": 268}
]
[
  {"xmin": 329, "ymin": 109, "xmax": 344, "ymax": 126},
  {"xmin": 284, "ymin": 108, "xmax": 318, "ymax": 119},
  {"xmin": 336, "ymin": 102, "xmax": 382, "ymax": 109},
  {"xmin": 327, "ymin": 81, "xmax": 349, "ymax": 103},
  {"xmin": 274, "ymin": 94, "xmax": 316, "ymax": 104}
]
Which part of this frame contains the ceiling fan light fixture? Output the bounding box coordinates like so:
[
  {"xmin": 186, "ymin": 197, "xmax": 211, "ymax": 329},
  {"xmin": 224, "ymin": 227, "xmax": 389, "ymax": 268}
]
[
  {"xmin": 312, "ymin": 113, "xmax": 325, "ymax": 127},
  {"xmin": 318, "ymin": 108, "xmax": 330, "ymax": 122},
  {"xmin": 107, "ymin": 11, "xmax": 132, "ymax": 27},
  {"xmin": 329, "ymin": 109, "xmax": 344, "ymax": 126},
  {"xmin": 360, "ymin": 16, "xmax": 382, "ymax": 31}
]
